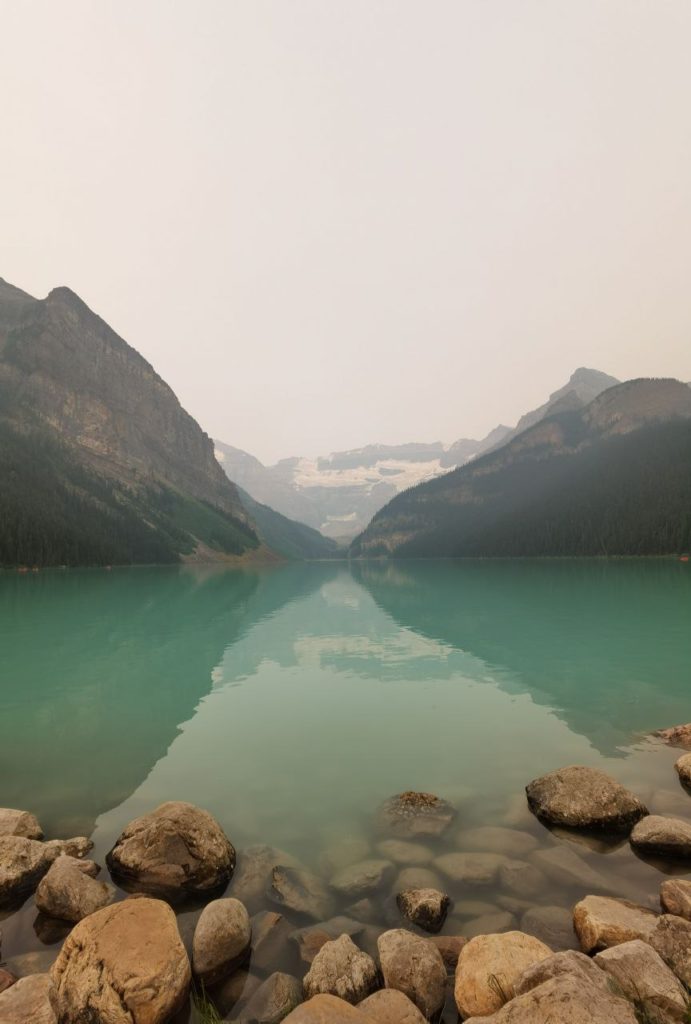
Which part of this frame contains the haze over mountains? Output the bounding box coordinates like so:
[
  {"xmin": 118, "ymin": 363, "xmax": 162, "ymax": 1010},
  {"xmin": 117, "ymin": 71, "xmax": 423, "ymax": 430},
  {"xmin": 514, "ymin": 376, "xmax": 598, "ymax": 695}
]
[{"xmin": 215, "ymin": 368, "xmax": 619, "ymax": 540}]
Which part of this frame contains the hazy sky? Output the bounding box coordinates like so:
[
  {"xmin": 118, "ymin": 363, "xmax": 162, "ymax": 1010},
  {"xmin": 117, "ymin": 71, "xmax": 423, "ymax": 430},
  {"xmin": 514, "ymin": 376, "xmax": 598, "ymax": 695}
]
[{"xmin": 2, "ymin": 1, "xmax": 691, "ymax": 463}]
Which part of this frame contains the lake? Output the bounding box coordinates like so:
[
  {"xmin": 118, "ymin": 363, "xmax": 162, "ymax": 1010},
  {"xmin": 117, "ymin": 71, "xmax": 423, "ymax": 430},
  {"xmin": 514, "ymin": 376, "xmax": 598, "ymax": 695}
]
[{"xmin": 1, "ymin": 559, "xmax": 690, "ymax": 1019}]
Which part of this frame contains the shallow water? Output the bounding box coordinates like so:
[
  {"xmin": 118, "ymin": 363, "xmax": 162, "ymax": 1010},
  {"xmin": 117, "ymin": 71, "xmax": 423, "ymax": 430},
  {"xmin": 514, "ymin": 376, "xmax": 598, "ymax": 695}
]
[{"xmin": 1, "ymin": 559, "xmax": 690, "ymax": 1019}]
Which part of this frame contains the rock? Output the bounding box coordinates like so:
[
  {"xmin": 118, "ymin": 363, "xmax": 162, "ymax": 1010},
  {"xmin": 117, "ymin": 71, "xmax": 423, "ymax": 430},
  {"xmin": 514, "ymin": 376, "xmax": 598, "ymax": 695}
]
[
  {"xmin": 458, "ymin": 827, "xmax": 539, "ymax": 858},
  {"xmin": 376, "ymin": 792, "xmax": 455, "ymax": 838},
  {"xmin": 268, "ymin": 865, "xmax": 335, "ymax": 922},
  {"xmin": 461, "ymin": 911, "xmax": 516, "ymax": 938},
  {"xmin": 520, "ymin": 906, "xmax": 577, "ymax": 951},
  {"xmin": 0, "ymin": 808, "xmax": 43, "ymax": 840},
  {"xmin": 377, "ymin": 929, "xmax": 446, "ymax": 1018},
  {"xmin": 375, "ymin": 839, "xmax": 433, "ymax": 865},
  {"xmin": 358, "ymin": 988, "xmax": 426, "ymax": 1023},
  {"xmin": 303, "ymin": 934, "xmax": 379, "ymax": 1005},
  {"xmin": 649, "ymin": 914, "xmax": 691, "ymax": 987},
  {"xmin": 462, "ymin": 972, "xmax": 638, "ymax": 1023},
  {"xmin": 495, "ymin": 895, "xmax": 532, "ymax": 915},
  {"xmin": 573, "ymin": 895, "xmax": 658, "ymax": 952},
  {"xmin": 455, "ymin": 898, "xmax": 501, "ymax": 917},
  {"xmin": 660, "ymin": 878, "xmax": 691, "ymax": 919},
  {"xmin": 331, "ymin": 860, "xmax": 395, "ymax": 899},
  {"xmin": 454, "ymin": 931, "xmax": 553, "ymax": 1017},
  {"xmin": 319, "ymin": 837, "xmax": 372, "ymax": 875},
  {"xmin": 526, "ymin": 766, "xmax": 648, "ymax": 831},
  {"xmin": 283, "ymin": 994, "xmax": 373, "ymax": 1022},
  {"xmin": 238, "ymin": 971, "xmax": 302, "ymax": 1023},
  {"xmin": 5, "ymin": 949, "xmax": 57, "ymax": 976},
  {"xmin": 396, "ymin": 888, "xmax": 449, "ymax": 933},
  {"xmin": 433, "ymin": 851, "xmax": 507, "ymax": 885},
  {"xmin": 515, "ymin": 949, "xmax": 609, "ymax": 995},
  {"xmin": 192, "ymin": 897, "xmax": 252, "ymax": 984},
  {"xmin": 498, "ymin": 859, "xmax": 545, "ymax": 899},
  {"xmin": 344, "ymin": 899, "xmax": 377, "ymax": 924},
  {"xmin": 211, "ymin": 968, "xmax": 262, "ymax": 1017},
  {"xmin": 655, "ymin": 723, "xmax": 691, "ymax": 749},
  {"xmin": 231, "ymin": 845, "xmax": 302, "ymax": 911},
  {"xmin": 0, "ymin": 836, "xmax": 59, "ymax": 904},
  {"xmin": 251, "ymin": 910, "xmax": 294, "ymax": 975},
  {"xmin": 45, "ymin": 837, "xmax": 93, "ymax": 860},
  {"xmin": 429, "ymin": 934, "xmax": 467, "ymax": 969},
  {"xmin": 595, "ymin": 939, "xmax": 688, "ymax": 1023},
  {"xmin": 630, "ymin": 815, "xmax": 691, "ymax": 858},
  {"xmin": 675, "ymin": 753, "xmax": 691, "ymax": 788},
  {"xmin": 106, "ymin": 801, "xmax": 235, "ymax": 897},
  {"xmin": 0, "ymin": 968, "xmax": 18, "ymax": 995},
  {"xmin": 532, "ymin": 845, "xmax": 611, "ymax": 891},
  {"xmin": 35, "ymin": 856, "xmax": 116, "ymax": 923},
  {"xmin": 392, "ymin": 867, "xmax": 444, "ymax": 891},
  {"xmin": 50, "ymin": 897, "xmax": 190, "ymax": 1024},
  {"xmin": 291, "ymin": 919, "xmax": 366, "ymax": 966},
  {"xmin": 0, "ymin": 974, "xmax": 56, "ymax": 1024}
]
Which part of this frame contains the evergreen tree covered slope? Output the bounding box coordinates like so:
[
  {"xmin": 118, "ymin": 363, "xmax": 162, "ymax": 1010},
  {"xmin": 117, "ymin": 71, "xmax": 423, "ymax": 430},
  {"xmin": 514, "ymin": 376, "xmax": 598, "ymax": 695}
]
[
  {"xmin": 236, "ymin": 486, "xmax": 341, "ymax": 560},
  {"xmin": 351, "ymin": 379, "xmax": 691, "ymax": 558},
  {"xmin": 0, "ymin": 278, "xmax": 259, "ymax": 566}
]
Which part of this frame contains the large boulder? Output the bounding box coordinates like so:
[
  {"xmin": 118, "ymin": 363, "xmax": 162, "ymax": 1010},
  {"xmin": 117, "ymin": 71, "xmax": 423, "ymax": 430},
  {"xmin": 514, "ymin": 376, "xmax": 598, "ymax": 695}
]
[
  {"xmin": 303, "ymin": 934, "xmax": 379, "ymax": 1004},
  {"xmin": 0, "ymin": 808, "xmax": 43, "ymax": 839},
  {"xmin": 106, "ymin": 801, "xmax": 235, "ymax": 897},
  {"xmin": 237, "ymin": 971, "xmax": 302, "ymax": 1023},
  {"xmin": 330, "ymin": 860, "xmax": 394, "ymax": 900},
  {"xmin": 0, "ymin": 973, "xmax": 56, "ymax": 1024},
  {"xmin": 0, "ymin": 835, "xmax": 90, "ymax": 905},
  {"xmin": 462, "ymin": 972, "xmax": 638, "ymax": 1023},
  {"xmin": 283, "ymin": 994, "xmax": 373, "ymax": 1021},
  {"xmin": 573, "ymin": 895, "xmax": 658, "ymax": 952},
  {"xmin": 454, "ymin": 931, "xmax": 553, "ymax": 1017},
  {"xmin": 595, "ymin": 939, "xmax": 688, "ymax": 1023},
  {"xmin": 630, "ymin": 815, "xmax": 691, "ymax": 859},
  {"xmin": 514, "ymin": 949, "xmax": 609, "ymax": 996},
  {"xmin": 396, "ymin": 888, "xmax": 449, "ymax": 933},
  {"xmin": 660, "ymin": 878, "xmax": 691, "ymax": 919},
  {"xmin": 526, "ymin": 766, "xmax": 648, "ymax": 831},
  {"xmin": 358, "ymin": 988, "xmax": 426, "ymax": 1023},
  {"xmin": 35, "ymin": 856, "xmax": 116, "ymax": 923},
  {"xmin": 267, "ymin": 865, "xmax": 334, "ymax": 921},
  {"xmin": 50, "ymin": 897, "xmax": 190, "ymax": 1024},
  {"xmin": 192, "ymin": 897, "xmax": 252, "ymax": 984},
  {"xmin": 376, "ymin": 792, "xmax": 455, "ymax": 838},
  {"xmin": 649, "ymin": 914, "xmax": 691, "ymax": 987},
  {"xmin": 377, "ymin": 929, "xmax": 446, "ymax": 1019}
]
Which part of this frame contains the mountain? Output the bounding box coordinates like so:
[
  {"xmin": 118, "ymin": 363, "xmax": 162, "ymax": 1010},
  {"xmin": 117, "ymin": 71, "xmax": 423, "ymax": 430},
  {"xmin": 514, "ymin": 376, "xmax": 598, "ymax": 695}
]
[
  {"xmin": 500, "ymin": 367, "xmax": 620, "ymax": 445},
  {"xmin": 351, "ymin": 378, "xmax": 691, "ymax": 558},
  {"xmin": 0, "ymin": 278, "xmax": 261, "ymax": 566},
  {"xmin": 236, "ymin": 486, "xmax": 341, "ymax": 560}
]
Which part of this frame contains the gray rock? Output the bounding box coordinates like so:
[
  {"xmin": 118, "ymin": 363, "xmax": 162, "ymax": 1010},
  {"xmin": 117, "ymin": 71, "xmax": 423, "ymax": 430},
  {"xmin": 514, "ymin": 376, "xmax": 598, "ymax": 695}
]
[
  {"xmin": 319, "ymin": 838, "xmax": 371, "ymax": 875},
  {"xmin": 454, "ymin": 898, "xmax": 501, "ymax": 918},
  {"xmin": 268, "ymin": 865, "xmax": 335, "ymax": 922},
  {"xmin": 0, "ymin": 808, "xmax": 43, "ymax": 840},
  {"xmin": 433, "ymin": 851, "xmax": 507, "ymax": 885},
  {"xmin": 250, "ymin": 911, "xmax": 294, "ymax": 975},
  {"xmin": 35, "ymin": 856, "xmax": 115, "ymax": 923},
  {"xmin": 377, "ymin": 929, "xmax": 446, "ymax": 1018},
  {"xmin": 330, "ymin": 859, "xmax": 394, "ymax": 899},
  {"xmin": 526, "ymin": 765, "xmax": 648, "ymax": 831},
  {"xmin": 515, "ymin": 949, "xmax": 609, "ymax": 995},
  {"xmin": 377, "ymin": 792, "xmax": 455, "ymax": 838},
  {"xmin": 106, "ymin": 801, "xmax": 235, "ymax": 898},
  {"xmin": 231, "ymin": 845, "xmax": 302, "ymax": 911},
  {"xmin": 358, "ymin": 988, "xmax": 426, "ymax": 1023},
  {"xmin": 392, "ymin": 866, "xmax": 444, "ymax": 892},
  {"xmin": 630, "ymin": 815, "xmax": 691, "ymax": 859},
  {"xmin": 375, "ymin": 839, "xmax": 433, "ymax": 865},
  {"xmin": 238, "ymin": 971, "xmax": 302, "ymax": 1023},
  {"xmin": 303, "ymin": 934, "xmax": 379, "ymax": 1005},
  {"xmin": 461, "ymin": 911, "xmax": 516, "ymax": 938},
  {"xmin": 498, "ymin": 858, "xmax": 545, "ymax": 899},
  {"xmin": 396, "ymin": 888, "xmax": 450, "ymax": 933},
  {"xmin": 595, "ymin": 939, "xmax": 689, "ymax": 1023},
  {"xmin": 192, "ymin": 897, "xmax": 252, "ymax": 984},
  {"xmin": 0, "ymin": 974, "xmax": 56, "ymax": 1024},
  {"xmin": 532, "ymin": 844, "xmax": 611, "ymax": 891},
  {"xmin": 660, "ymin": 878, "xmax": 691, "ymax": 919},
  {"xmin": 520, "ymin": 906, "xmax": 578, "ymax": 951},
  {"xmin": 458, "ymin": 826, "xmax": 539, "ymax": 858}
]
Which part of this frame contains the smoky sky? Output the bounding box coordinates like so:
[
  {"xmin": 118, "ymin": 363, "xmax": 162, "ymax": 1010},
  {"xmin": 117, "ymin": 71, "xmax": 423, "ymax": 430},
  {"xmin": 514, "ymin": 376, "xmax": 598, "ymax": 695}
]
[{"xmin": 2, "ymin": 1, "xmax": 690, "ymax": 464}]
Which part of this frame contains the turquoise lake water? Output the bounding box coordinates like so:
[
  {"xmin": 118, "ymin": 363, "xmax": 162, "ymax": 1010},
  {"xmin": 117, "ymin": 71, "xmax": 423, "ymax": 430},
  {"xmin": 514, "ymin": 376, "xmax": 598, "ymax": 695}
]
[{"xmin": 1, "ymin": 559, "xmax": 690, "ymax": 1018}]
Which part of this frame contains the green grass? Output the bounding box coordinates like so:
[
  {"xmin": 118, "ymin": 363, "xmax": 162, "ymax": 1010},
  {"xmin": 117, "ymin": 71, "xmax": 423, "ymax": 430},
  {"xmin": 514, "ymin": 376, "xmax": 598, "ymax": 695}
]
[{"xmin": 191, "ymin": 984, "xmax": 223, "ymax": 1024}]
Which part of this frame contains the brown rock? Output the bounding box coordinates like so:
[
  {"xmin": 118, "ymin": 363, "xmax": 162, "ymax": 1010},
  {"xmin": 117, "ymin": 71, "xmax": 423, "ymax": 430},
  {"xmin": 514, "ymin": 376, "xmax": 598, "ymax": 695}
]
[
  {"xmin": 0, "ymin": 974, "xmax": 56, "ymax": 1024},
  {"xmin": 106, "ymin": 801, "xmax": 235, "ymax": 897},
  {"xmin": 0, "ymin": 968, "xmax": 18, "ymax": 995},
  {"xmin": 358, "ymin": 988, "xmax": 426, "ymax": 1023},
  {"xmin": 433, "ymin": 851, "xmax": 507, "ymax": 885},
  {"xmin": 268, "ymin": 865, "xmax": 335, "ymax": 922},
  {"xmin": 429, "ymin": 934, "xmax": 467, "ymax": 969},
  {"xmin": 498, "ymin": 859, "xmax": 545, "ymax": 899},
  {"xmin": 0, "ymin": 808, "xmax": 43, "ymax": 840},
  {"xmin": 675, "ymin": 752, "xmax": 691, "ymax": 787},
  {"xmin": 35, "ymin": 856, "xmax": 115, "ymax": 923},
  {"xmin": 291, "ymin": 918, "xmax": 365, "ymax": 966},
  {"xmin": 238, "ymin": 971, "xmax": 302, "ymax": 1023},
  {"xmin": 192, "ymin": 897, "xmax": 252, "ymax": 984},
  {"xmin": 595, "ymin": 939, "xmax": 688, "ymax": 1023},
  {"xmin": 649, "ymin": 914, "xmax": 691, "ymax": 987},
  {"xmin": 377, "ymin": 929, "xmax": 446, "ymax": 1018},
  {"xmin": 376, "ymin": 792, "xmax": 455, "ymax": 838},
  {"xmin": 303, "ymin": 934, "xmax": 379, "ymax": 1005},
  {"xmin": 660, "ymin": 878, "xmax": 691, "ymax": 919},
  {"xmin": 0, "ymin": 836, "xmax": 59, "ymax": 905},
  {"xmin": 462, "ymin": 972, "xmax": 638, "ymax": 1023},
  {"xmin": 283, "ymin": 994, "xmax": 373, "ymax": 1022},
  {"xmin": 230, "ymin": 845, "xmax": 302, "ymax": 911},
  {"xmin": 396, "ymin": 888, "xmax": 450, "ymax": 933},
  {"xmin": 630, "ymin": 814, "xmax": 691, "ymax": 859},
  {"xmin": 655, "ymin": 723, "xmax": 691, "ymax": 749},
  {"xmin": 573, "ymin": 895, "xmax": 658, "ymax": 952},
  {"xmin": 514, "ymin": 949, "xmax": 609, "ymax": 996},
  {"xmin": 454, "ymin": 931, "xmax": 553, "ymax": 1017},
  {"xmin": 50, "ymin": 897, "xmax": 190, "ymax": 1024},
  {"xmin": 526, "ymin": 765, "xmax": 648, "ymax": 831},
  {"xmin": 520, "ymin": 906, "xmax": 577, "ymax": 951}
]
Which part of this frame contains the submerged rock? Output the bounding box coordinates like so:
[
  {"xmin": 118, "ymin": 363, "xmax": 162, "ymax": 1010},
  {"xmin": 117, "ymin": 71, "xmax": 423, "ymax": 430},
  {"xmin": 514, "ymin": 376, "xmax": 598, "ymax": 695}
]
[
  {"xmin": 454, "ymin": 930, "xmax": 553, "ymax": 1018},
  {"xmin": 526, "ymin": 766, "xmax": 647, "ymax": 832},
  {"xmin": 377, "ymin": 929, "xmax": 446, "ymax": 1018},
  {"xmin": 0, "ymin": 808, "xmax": 43, "ymax": 840},
  {"xmin": 660, "ymin": 878, "xmax": 691, "ymax": 919},
  {"xmin": 461, "ymin": 911, "xmax": 516, "ymax": 938},
  {"xmin": 35, "ymin": 856, "xmax": 115, "ymax": 923},
  {"xmin": 250, "ymin": 910, "xmax": 294, "ymax": 975},
  {"xmin": 238, "ymin": 971, "xmax": 302, "ymax": 1023},
  {"xmin": 331, "ymin": 859, "xmax": 394, "ymax": 899},
  {"xmin": 595, "ymin": 939, "xmax": 688, "ymax": 1023},
  {"xmin": 498, "ymin": 858, "xmax": 545, "ymax": 899},
  {"xmin": 50, "ymin": 897, "xmax": 190, "ymax": 1024},
  {"xmin": 291, "ymin": 918, "xmax": 366, "ymax": 966},
  {"xmin": 106, "ymin": 801, "xmax": 235, "ymax": 898},
  {"xmin": 303, "ymin": 934, "xmax": 379, "ymax": 1005},
  {"xmin": 433, "ymin": 851, "xmax": 507, "ymax": 885},
  {"xmin": 358, "ymin": 988, "xmax": 426, "ymax": 1023},
  {"xmin": 375, "ymin": 839, "xmax": 433, "ymax": 865},
  {"xmin": 377, "ymin": 792, "xmax": 455, "ymax": 838},
  {"xmin": 231, "ymin": 845, "xmax": 302, "ymax": 911},
  {"xmin": 532, "ymin": 844, "xmax": 610, "ymax": 891},
  {"xmin": 0, "ymin": 974, "xmax": 56, "ymax": 1024},
  {"xmin": 267, "ymin": 865, "xmax": 335, "ymax": 922},
  {"xmin": 396, "ymin": 887, "xmax": 450, "ymax": 933},
  {"xmin": 458, "ymin": 826, "xmax": 539, "ymax": 858},
  {"xmin": 192, "ymin": 897, "xmax": 252, "ymax": 984},
  {"xmin": 630, "ymin": 814, "xmax": 691, "ymax": 859}
]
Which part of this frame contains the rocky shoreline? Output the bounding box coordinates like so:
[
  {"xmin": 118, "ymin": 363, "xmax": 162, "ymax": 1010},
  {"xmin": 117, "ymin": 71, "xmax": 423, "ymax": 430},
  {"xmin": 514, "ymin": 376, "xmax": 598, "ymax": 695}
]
[{"xmin": 3, "ymin": 731, "xmax": 691, "ymax": 1022}]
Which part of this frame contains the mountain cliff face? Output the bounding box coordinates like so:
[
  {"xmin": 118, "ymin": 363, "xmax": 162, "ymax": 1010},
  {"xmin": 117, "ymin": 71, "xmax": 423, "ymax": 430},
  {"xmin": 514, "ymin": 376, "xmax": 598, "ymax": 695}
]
[
  {"xmin": 352, "ymin": 378, "xmax": 691, "ymax": 559},
  {"xmin": 0, "ymin": 278, "xmax": 260, "ymax": 566}
]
